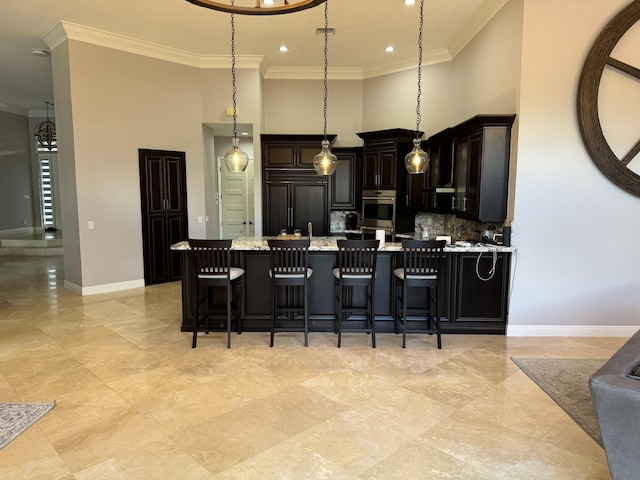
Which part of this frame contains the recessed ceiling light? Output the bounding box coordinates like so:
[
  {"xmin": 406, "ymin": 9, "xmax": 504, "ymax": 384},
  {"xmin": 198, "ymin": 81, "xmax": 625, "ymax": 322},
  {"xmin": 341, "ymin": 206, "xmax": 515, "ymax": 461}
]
[
  {"xmin": 385, "ymin": 45, "xmax": 394, "ymax": 53},
  {"xmin": 31, "ymin": 49, "xmax": 50, "ymax": 57},
  {"xmin": 263, "ymin": 0, "xmax": 275, "ymax": 5},
  {"xmin": 403, "ymin": 0, "xmax": 416, "ymax": 5},
  {"xmin": 279, "ymin": 45, "xmax": 288, "ymax": 52},
  {"xmin": 241, "ymin": 131, "xmax": 249, "ymax": 136}
]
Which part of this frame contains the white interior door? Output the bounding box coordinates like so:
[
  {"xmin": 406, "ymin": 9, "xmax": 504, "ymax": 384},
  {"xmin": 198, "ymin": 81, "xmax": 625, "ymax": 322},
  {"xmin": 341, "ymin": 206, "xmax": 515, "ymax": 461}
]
[{"xmin": 219, "ymin": 158, "xmax": 255, "ymax": 238}]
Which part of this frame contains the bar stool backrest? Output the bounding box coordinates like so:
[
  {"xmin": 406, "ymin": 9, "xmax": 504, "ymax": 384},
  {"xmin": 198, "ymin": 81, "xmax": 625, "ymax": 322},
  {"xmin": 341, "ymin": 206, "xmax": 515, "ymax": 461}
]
[
  {"xmin": 336, "ymin": 239, "xmax": 379, "ymax": 279},
  {"xmin": 189, "ymin": 239, "xmax": 233, "ymax": 281},
  {"xmin": 267, "ymin": 239, "xmax": 311, "ymax": 280},
  {"xmin": 401, "ymin": 239, "xmax": 446, "ymax": 280}
]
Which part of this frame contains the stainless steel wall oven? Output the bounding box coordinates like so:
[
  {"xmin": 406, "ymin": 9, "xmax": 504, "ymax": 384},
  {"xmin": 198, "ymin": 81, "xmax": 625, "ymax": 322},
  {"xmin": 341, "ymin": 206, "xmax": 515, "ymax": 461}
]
[{"xmin": 361, "ymin": 190, "xmax": 396, "ymax": 234}]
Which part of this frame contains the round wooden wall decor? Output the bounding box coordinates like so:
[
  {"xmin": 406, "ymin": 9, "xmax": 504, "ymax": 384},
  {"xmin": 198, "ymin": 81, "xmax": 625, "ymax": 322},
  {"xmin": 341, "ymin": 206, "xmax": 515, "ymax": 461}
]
[{"xmin": 577, "ymin": 0, "xmax": 640, "ymax": 196}]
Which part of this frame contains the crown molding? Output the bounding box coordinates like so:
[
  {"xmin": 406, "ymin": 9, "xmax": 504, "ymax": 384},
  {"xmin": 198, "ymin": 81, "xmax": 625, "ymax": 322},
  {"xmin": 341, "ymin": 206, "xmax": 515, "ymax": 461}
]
[
  {"xmin": 264, "ymin": 66, "xmax": 363, "ymax": 81},
  {"xmin": 199, "ymin": 54, "xmax": 264, "ymax": 69},
  {"xmin": 448, "ymin": 0, "xmax": 509, "ymax": 58},
  {"xmin": 38, "ymin": 3, "xmax": 504, "ymax": 82},
  {"xmin": 362, "ymin": 47, "xmax": 453, "ymax": 79},
  {"xmin": 0, "ymin": 103, "xmax": 29, "ymax": 116}
]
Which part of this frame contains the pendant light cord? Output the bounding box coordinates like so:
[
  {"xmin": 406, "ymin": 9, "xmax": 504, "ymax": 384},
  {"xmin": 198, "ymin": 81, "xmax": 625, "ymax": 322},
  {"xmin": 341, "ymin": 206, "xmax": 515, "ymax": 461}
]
[
  {"xmin": 415, "ymin": 0, "xmax": 424, "ymax": 136},
  {"xmin": 322, "ymin": 1, "xmax": 329, "ymax": 141},
  {"xmin": 230, "ymin": 3, "xmax": 238, "ymax": 139}
]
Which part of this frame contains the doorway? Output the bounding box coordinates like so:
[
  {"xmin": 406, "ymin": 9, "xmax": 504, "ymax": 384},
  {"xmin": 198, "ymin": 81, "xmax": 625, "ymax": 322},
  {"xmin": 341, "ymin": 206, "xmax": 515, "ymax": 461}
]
[{"xmin": 218, "ymin": 158, "xmax": 255, "ymax": 238}]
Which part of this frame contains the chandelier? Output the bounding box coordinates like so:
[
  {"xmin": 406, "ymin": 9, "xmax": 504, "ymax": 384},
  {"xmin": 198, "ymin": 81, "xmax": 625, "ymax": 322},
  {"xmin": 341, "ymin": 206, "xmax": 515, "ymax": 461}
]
[
  {"xmin": 186, "ymin": 0, "xmax": 327, "ymax": 15},
  {"xmin": 312, "ymin": 1, "xmax": 337, "ymax": 176},
  {"xmin": 33, "ymin": 102, "xmax": 56, "ymax": 151},
  {"xmin": 404, "ymin": 0, "xmax": 429, "ymax": 174}
]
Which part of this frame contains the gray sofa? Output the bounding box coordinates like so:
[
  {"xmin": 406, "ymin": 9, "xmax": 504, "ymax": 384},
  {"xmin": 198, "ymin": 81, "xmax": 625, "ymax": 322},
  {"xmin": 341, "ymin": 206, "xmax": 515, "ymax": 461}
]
[{"xmin": 590, "ymin": 330, "xmax": 640, "ymax": 480}]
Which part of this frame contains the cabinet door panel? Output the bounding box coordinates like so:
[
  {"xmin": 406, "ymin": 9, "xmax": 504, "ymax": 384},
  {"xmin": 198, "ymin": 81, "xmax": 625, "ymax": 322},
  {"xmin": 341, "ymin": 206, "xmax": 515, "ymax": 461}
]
[
  {"xmin": 455, "ymin": 253, "xmax": 506, "ymax": 322},
  {"xmin": 164, "ymin": 156, "xmax": 186, "ymax": 213},
  {"xmin": 265, "ymin": 184, "xmax": 290, "ymax": 235},
  {"xmin": 454, "ymin": 138, "xmax": 468, "ymax": 212},
  {"xmin": 379, "ymin": 151, "xmax": 396, "ymax": 189},
  {"xmin": 465, "ymin": 134, "xmax": 482, "ymax": 218},
  {"xmin": 362, "ymin": 152, "xmax": 379, "ymax": 189},
  {"xmin": 292, "ymin": 183, "xmax": 328, "ymax": 235},
  {"xmin": 331, "ymin": 153, "xmax": 357, "ymax": 209},
  {"xmin": 145, "ymin": 157, "xmax": 166, "ymax": 214},
  {"xmin": 298, "ymin": 144, "xmax": 320, "ymax": 168},
  {"xmin": 264, "ymin": 144, "xmax": 296, "ymax": 167}
]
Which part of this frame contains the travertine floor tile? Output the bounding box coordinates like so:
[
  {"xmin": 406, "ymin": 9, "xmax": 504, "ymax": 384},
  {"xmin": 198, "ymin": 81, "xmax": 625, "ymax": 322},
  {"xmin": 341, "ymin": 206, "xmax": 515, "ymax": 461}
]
[{"xmin": 0, "ymin": 255, "xmax": 621, "ymax": 479}]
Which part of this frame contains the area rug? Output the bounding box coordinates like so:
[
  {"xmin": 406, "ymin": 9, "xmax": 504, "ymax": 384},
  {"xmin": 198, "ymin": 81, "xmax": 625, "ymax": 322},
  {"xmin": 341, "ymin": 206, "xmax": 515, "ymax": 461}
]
[
  {"xmin": 0, "ymin": 401, "xmax": 55, "ymax": 450},
  {"xmin": 511, "ymin": 358, "xmax": 605, "ymax": 447}
]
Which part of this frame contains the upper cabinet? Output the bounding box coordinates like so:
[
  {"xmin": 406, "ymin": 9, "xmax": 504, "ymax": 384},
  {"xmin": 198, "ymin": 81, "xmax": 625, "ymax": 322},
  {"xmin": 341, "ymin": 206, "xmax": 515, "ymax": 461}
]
[
  {"xmin": 261, "ymin": 134, "xmax": 334, "ymax": 236},
  {"xmin": 357, "ymin": 129, "xmax": 417, "ymax": 191},
  {"xmin": 452, "ymin": 115, "xmax": 515, "ymax": 223},
  {"xmin": 262, "ymin": 134, "xmax": 336, "ymax": 170},
  {"xmin": 330, "ymin": 147, "xmax": 362, "ymax": 211},
  {"xmin": 406, "ymin": 128, "xmax": 455, "ymax": 212}
]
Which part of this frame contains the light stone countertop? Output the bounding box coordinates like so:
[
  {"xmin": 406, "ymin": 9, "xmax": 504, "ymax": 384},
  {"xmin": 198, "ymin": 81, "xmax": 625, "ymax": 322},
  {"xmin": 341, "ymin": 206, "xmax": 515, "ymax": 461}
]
[{"xmin": 171, "ymin": 237, "xmax": 516, "ymax": 253}]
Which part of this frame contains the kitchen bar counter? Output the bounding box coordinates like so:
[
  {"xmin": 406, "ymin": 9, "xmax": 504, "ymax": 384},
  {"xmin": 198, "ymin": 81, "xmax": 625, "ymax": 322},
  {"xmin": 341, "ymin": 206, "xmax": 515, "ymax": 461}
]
[
  {"xmin": 172, "ymin": 237, "xmax": 514, "ymax": 337},
  {"xmin": 170, "ymin": 236, "xmax": 516, "ymax": 253}
]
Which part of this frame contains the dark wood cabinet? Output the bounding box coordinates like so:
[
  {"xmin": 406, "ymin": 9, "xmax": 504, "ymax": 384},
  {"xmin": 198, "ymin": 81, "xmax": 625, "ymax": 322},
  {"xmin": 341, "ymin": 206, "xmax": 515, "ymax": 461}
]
[
  {"xmin": 357, "ymin": 129, "xmax": 418, "ymax": 234},
  {"xmin": 139, "ymin": 149, "xmax": 188, "ymax": 285},
  {"xmin": 330, "ymin": 147, "xmax": 361, "ymax": 210},
  {"xmin": 262, "ymin": 134, "xmax": 333, "ymax": 236},
  {"xmin": 452, "ymin": 115, "xmax": 515, "ymax": 222},
  {"xmin": 264, "ymin": 180, "xmax": 328, "ymax": 236},
  {"xmin": 362, "ymin": 147, "xmax": 396, "ymax": 190},
  {"xmin": 178, "ymin": 249, "xmax": 509, "ymax": 335},
  {"xmin": 358, "ymin": 130, "xmax": 418, "ymax": 191},
  {"xmin": 445, "ymin": 252, "xmax": 509, "ymax": 333},
  {"xmin": 262, "ymin": 134, "xmax": 335, "ymax": 169}
]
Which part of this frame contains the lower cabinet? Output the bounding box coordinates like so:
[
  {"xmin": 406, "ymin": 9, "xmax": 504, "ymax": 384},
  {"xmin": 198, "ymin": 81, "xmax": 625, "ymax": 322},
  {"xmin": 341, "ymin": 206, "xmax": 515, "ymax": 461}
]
[
  {"xmin": 178, "ymin": 250, "xmax": 509, "ymax": 335},
  {"xmin": 443, "ymin": 252, "xmax": 509, "ymax": 334}
]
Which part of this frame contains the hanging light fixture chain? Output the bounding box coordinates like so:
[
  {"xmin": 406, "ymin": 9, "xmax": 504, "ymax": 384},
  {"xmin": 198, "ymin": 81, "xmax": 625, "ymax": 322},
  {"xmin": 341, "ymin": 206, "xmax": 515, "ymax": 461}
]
[
  {"xmin": 230, "ymin": 5, "xmax": 238, "ymax": 139},
  {"xmin": 415, "ymin": 0, "xmax": 424, "ymax": 135},
  {"xmin": 322, "ymin": 1, "xmax": 329, "ymax": 140}
]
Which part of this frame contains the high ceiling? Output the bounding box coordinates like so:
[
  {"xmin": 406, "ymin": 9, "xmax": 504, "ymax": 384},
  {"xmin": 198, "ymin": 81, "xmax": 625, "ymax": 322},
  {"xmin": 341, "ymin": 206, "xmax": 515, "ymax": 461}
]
[{"xmin": 1, "ymin": 0, "xmax": 506, "ymax": 112}]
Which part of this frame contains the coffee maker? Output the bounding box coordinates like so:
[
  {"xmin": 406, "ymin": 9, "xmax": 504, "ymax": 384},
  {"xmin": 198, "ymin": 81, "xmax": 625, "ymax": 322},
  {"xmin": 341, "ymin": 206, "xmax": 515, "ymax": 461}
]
[{"xmin": 345, "ymin": 212, "xmax": 358, "ymax": 231}]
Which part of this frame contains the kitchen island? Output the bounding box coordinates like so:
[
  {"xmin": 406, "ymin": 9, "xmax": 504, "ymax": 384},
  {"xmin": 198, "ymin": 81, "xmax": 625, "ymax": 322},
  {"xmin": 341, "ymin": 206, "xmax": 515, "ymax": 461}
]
[{"xmin": 171, "ymin": 237, "xmax": 516, "ymax": 335}]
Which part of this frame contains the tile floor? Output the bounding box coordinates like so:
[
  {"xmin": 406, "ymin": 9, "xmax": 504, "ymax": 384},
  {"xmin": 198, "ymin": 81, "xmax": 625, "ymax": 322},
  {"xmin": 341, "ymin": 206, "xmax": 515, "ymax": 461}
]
[{"xmin": 0, "ymin": 255, "xmax": 622, "ymax": 479}]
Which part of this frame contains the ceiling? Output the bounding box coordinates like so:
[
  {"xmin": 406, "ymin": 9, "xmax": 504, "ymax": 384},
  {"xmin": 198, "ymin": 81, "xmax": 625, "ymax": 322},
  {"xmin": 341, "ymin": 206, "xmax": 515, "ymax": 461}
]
[{"xmin": 1, "ymin": 0, "xmax": 507, "ymax": 113}]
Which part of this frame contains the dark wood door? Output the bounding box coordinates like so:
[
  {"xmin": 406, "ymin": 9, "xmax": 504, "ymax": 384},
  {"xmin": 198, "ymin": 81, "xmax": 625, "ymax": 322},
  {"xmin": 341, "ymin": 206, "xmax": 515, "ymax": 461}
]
[
  {"xmin": 292, "ymin": 183, "xmax": 328, "ymax": 235},
  {"xmin": 465, "ymin": 134, "xmax": 483, "ymax": 219},
  {"xmin": 139, "ymin": 149, "xmax": 188, "ymax": 285},
  {"xmin": 264, "ymin": 183, "xmax": 289, "ymax": 235}
]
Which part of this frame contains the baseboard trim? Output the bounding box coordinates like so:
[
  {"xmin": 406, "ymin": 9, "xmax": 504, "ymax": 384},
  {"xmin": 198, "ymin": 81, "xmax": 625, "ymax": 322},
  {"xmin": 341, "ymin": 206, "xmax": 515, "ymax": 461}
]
[
  {"xmin": 507, "ymin": 325, "xmax": 640, "ymax": 337},
  {"xmin": 64, "ymin": 279, "xmax": 145, "ymax": 296}
]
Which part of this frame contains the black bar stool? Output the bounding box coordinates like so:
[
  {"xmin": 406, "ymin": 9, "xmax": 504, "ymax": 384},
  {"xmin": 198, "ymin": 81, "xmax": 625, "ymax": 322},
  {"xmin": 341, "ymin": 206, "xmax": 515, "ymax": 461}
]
[
  {"xmin": 393, "ymin": 239, "xmax": 445, "ymax": 349},
  {"xmin": 333, "ymin": 239, "xmax": 379, "ymax": 348},
  {"xmin": 190, "ymin": 239, "xmax": 244, "ymax": 348},
  {"xmin": 267, "ymin": 238, "xmax": 312, "ymax": 347}
]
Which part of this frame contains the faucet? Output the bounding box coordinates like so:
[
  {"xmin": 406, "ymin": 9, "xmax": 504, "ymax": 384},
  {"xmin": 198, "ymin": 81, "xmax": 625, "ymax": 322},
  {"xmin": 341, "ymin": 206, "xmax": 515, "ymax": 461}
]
[{"xmin": 307, "ymin": 221, "xmax": 313, "ymax": 241}]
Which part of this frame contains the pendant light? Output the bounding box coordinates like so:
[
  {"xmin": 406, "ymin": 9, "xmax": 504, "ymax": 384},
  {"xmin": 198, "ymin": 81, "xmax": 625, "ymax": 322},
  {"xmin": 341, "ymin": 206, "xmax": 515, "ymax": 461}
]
[
  {"xmin": 404, "ymin": 0, "xmax": 429, "ymax": 175},
  {"xmin": 313, "ymin": 1, "xmax": 337, "ymax": 176},
  {"xmin": 33, "ymin": 102, "xmax": 56, "ymax": 151},
  {"xmin": 223, "ymin": 4, "xmax": 249, "ymax": 172}
]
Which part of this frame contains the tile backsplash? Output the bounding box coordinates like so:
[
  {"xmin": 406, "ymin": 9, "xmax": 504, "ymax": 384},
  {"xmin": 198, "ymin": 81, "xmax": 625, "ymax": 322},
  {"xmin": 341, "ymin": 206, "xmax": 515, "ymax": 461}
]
[
  {"xmin": 415, "ymin": 213, "xmax": 502, "ymax": 242},
  {"xmin": 330, "ymin": 210, "xmax": 503, "ymax": 242}
]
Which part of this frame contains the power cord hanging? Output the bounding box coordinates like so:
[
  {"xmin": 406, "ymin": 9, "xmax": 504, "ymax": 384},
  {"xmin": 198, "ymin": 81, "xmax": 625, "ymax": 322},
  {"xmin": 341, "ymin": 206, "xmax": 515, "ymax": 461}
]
[{"xmin": 475, "ymin": 244, "xmax": 497, "ymax": 281}]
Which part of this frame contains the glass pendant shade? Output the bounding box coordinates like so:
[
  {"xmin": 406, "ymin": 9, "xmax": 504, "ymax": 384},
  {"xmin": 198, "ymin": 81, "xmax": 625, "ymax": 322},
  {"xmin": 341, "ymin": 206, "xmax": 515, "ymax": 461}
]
[
  {"xmin": 313, "ymin": 140, "xmax": 337, "ymax": 175},
  {"xmin": 405, "ymin": 138, "xmax": 430, "ymax": 174},
  {"xmin": 223, "ymin": 137, "xmax": 249, "ymax": 172}
]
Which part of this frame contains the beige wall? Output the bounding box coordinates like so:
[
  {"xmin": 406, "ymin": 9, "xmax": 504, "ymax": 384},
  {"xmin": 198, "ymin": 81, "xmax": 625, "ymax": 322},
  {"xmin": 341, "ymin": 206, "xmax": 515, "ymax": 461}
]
[
  {"xmin": 56, "ymin": 41, "xmax": 205, "ymax": 291},
  {"xmin": 508, "ymin": 0, "xmax": 640, "ymax": 333},
  {"xmin": 263, "ymin": 79, "xmax": 363, "ymax": 147}
]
